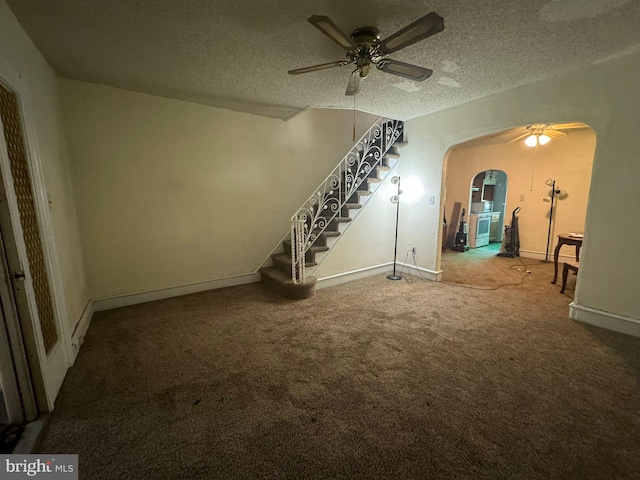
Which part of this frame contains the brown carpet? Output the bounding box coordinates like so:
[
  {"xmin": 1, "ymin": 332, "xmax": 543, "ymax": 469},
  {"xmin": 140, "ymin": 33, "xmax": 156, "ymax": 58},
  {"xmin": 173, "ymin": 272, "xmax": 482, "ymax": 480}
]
[{"xmin": 39, "ymin": 247, "xmax": 640, "ymax": 479}]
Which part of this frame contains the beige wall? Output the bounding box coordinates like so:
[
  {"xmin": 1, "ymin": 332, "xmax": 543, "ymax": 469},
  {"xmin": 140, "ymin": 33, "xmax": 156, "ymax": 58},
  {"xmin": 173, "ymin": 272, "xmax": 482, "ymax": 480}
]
[
  {"xmin": 314, "ymin": 176, "xmax": 398, "ymax": 279},
  {"xmin": 0, "ymin": 0, "xmax": 89, "ymax": 331},
  {"xmin": 390, "ymin": 51, "xmax": 640, "ymax": 320},
  {"xmin": 444, "ymin": 130, "xmax": 595, "ymax": 256},
  {"xmin": 59, "ymin": 78, "xmax": 379, "ymax": 299}
]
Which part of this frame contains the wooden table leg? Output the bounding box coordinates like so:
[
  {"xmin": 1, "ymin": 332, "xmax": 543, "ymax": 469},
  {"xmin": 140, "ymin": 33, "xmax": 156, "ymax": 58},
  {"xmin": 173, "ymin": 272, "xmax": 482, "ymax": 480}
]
[
  {"xmin": 560, "ymin": 263, "xmax": 569, "ymax": 293},
  {"xmin": 551, "ymin": 239, "xmax": 563, "ymax": 284}
]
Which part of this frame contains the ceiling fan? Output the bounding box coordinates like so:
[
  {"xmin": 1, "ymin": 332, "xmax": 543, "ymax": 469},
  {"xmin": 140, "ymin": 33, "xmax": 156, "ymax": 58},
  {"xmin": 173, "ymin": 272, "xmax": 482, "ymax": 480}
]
[
  {"xmin": 288, "ymin": 13, "xmax": 445, "ymax": 95},
  {"xmin": 507, "ymin": 123, "xmax": 589, "ymax": 147}
]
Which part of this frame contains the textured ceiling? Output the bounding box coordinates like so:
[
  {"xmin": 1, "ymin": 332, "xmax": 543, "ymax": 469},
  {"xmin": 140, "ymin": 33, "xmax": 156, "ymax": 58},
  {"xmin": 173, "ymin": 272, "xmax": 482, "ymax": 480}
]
[{"xmin": 6, "ymin": 0, "xmax": 640, "ymax": 120}]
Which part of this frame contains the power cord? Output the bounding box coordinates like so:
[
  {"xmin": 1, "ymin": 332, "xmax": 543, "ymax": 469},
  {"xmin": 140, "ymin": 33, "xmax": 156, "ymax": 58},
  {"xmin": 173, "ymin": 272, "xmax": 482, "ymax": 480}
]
[{"xmin": 398, "ymin": 249, "xmax": 534, "ymax": 291}]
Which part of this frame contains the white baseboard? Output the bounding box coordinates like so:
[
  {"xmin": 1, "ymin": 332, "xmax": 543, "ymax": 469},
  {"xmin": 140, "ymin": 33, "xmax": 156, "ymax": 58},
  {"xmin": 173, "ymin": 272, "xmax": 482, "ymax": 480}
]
[
  {"xmin": 93, "ymin": 272, "xmax": 260, "ymax": 312},
  {"xmin": 69, "ymin": 300, "xmax": 94, "ymax": 365},
  {"xmin": 519, "ymin": 249, "xmax": 577, "ymax": 261},
  {"xmin": 569, "ymin": 302, "xmax": 640, "ymax": 338},
  {"xmin": 399, "ymin": 263, "xmax": 442, "ymax": 281},
  {"xmin": 317, "ymin": 262, "xmax": 440, "ymax": 289}
]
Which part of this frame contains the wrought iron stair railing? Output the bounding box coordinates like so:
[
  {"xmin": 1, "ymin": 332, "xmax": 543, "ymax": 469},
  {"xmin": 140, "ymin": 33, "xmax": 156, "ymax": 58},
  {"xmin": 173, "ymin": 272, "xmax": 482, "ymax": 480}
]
[{"xmin": 290, "ymin": 117, "xmax": 404, "ymax": 284}]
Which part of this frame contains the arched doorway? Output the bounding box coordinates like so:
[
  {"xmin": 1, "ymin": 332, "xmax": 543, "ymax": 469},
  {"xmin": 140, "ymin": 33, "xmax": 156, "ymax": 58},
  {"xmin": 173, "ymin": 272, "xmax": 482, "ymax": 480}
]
[
  {"xmin": 440, "ymin": 122, "xmax": 595, "ymax": 290},
  {"xmin": 467, "ymin": 169, "xmax": 508, "ymax": 250}
]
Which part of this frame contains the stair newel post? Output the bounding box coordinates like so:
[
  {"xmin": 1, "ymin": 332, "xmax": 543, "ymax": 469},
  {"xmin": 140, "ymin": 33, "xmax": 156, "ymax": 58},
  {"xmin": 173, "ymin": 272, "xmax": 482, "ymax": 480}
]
[
  {"xmin": 290, "ymin": 220, "xmax": 296, "ymax": 283},
  {"xmin": 290, "ymin": 216, "xmax": 306, "ymax": 285},
  {"xmin": 340, "ymin": 163, "xmax": 344, "ymax": 205},
  {"xmin": 298, "ymin": 220, "xmax": 306, "ymax": 284}
]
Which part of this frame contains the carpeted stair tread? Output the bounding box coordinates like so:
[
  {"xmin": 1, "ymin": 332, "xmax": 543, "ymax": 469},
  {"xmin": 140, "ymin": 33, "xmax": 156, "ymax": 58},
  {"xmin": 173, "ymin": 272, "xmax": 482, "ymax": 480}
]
[
  {"xmin": 282, "ymin": 239, "xmax": 330, "ymax": 251},
  {"xmin": 272, "ymin": 253, "xmax": 317, "ymax": 268},
  {"xmin": 354, "ymin": 190, "xmax": 372, "ymax": 197},
  {"xmin": 315, "ymin": 230, "xmax": 340, "ymax": 238},
  {"xmin": 259, "ymin": 266, "xmax": 316, "ymax": 299},
  {"xmin": 344, "ymin": 203, "xmax": 362, "ymax": 210},
  {"xmin": 309, "ymin": 245, "xmax": 330, "ymax": 253}
]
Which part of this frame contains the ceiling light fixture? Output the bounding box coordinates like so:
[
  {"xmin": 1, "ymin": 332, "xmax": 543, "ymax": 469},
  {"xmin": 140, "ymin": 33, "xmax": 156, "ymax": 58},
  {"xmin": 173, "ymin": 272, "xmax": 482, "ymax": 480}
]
[{"xmin": 525, "ymin": 133, "xmax": 551, "ymax": 147}]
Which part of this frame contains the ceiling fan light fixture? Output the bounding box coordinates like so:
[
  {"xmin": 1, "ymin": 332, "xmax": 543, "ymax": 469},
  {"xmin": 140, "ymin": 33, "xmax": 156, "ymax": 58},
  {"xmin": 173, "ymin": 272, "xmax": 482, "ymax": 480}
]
[
  {"xmin": 293, "ymin": 12, "xmax": 444, "ymax": 95},
  {"xmin": 525, "ymin": 134, "xmax": 538, "ymax": 147},
  {"xmin": 538, "ymin": 134, "xmax": 551, "ymax": 145}
]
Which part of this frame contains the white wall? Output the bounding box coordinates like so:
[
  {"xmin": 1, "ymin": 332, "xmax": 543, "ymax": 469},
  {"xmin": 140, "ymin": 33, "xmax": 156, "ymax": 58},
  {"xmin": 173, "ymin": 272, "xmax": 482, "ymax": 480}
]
[
  {"xmin": 386, "ymin": 51, "xmax": 640, "ymax": 322},
  {"xmin": 0, "ymin": 1, "xmax": 89, "ymax": 335},
  {"xmin": 59, "ymin": 78, "xmax": 379, "ymax": 300},
  {"xmin": 445, "ymin": 129, "xmax": 595, "ymax": 256}
]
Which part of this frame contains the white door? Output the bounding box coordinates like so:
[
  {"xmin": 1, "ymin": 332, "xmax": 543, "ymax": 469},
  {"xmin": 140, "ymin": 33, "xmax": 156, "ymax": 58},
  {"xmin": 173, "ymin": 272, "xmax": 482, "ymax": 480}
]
[{"xmin": 0, "ymin": 67, "xmax": 70, "ymax": 412}]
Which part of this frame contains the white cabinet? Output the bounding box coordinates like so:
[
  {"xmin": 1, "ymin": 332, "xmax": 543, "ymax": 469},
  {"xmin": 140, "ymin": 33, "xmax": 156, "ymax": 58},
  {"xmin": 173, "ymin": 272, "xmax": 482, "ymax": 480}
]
[{"xmin": 490, "ymin": 212, "xmax": 501, "ymax": 242}]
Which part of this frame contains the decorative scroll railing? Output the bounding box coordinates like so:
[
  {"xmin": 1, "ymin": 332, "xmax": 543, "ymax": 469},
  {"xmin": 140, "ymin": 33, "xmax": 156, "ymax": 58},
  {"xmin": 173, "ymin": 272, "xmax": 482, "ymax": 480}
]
[{"xmin": 290, "ymin": 117, "xmax": 404, "ymax": 284}]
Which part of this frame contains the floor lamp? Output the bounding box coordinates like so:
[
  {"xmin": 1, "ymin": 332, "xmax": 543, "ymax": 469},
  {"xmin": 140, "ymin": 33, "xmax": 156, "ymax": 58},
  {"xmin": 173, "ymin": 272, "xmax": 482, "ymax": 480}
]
[
  {"xmin": 543, "ymin": 179, "xmax": 563, "ymax": 261},
  {"xmin": 387, "ymin": 176, "xmax": 403, "ymax": 281}
]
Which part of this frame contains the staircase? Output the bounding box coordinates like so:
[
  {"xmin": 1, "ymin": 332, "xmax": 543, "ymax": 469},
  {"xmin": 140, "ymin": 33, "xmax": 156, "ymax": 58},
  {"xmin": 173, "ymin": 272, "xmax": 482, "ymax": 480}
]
[{"xmin": 260, "ymin": 118, "xmax": 405, "ymax": 299}]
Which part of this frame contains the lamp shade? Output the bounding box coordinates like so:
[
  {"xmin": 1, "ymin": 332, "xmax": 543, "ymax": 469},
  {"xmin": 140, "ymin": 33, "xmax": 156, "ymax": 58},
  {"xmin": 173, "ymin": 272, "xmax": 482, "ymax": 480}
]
[
  {"xmin": 538, "ymin": 134, "xmax": 551, "ymax": 145},
  {"xmin": 525, "ymin": 134, "xmax": 538, "ymax": 147}
]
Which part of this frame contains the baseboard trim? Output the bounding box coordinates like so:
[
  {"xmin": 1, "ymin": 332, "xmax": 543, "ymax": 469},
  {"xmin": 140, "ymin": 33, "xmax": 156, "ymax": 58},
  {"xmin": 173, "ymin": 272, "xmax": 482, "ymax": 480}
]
[
  {"xmin": 69, "ymin": 300, "xmax": 94, "ymax": 365},
  {"xmin": 12, "ymin": 414, "xmax": 49, "ymax": 454},
  {"xmin": 519, "ymin": 249, "xmax": 576, "ymax": 262},
  {"xmin": 93, "ymin": 272, "xmax": 260, "ymax": 312},
  {"xmin": 317, "ymin": 263, "xmax": 392, "ymax": 289},
  {"xmin": 569, "ymin": 302, "xmax": 640, "ymax": 338},
  {"xmin": 317, "ymin": 262, "xmax": 440, "ymax": 289},
  {"xmin": 399, "ymin": 263, "xmax": 442, "ymax": 281}
]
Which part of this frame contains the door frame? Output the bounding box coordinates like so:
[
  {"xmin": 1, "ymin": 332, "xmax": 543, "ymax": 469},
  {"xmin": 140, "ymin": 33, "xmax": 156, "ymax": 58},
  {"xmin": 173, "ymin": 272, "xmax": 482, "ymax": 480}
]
[
  {"xmin": 0, "ymin": 55, "xmax": 72, "ymax": 412},
  {"xmin": 0, "ymin": 228, "xmax": 38, "ymax": 423}
]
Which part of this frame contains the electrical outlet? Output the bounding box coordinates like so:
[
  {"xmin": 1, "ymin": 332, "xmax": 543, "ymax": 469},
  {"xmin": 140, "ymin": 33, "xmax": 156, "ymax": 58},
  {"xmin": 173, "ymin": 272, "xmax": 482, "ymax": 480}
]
[{"xmin": 411, "ymin": 246, "xmax": 417, "ymax": 254}]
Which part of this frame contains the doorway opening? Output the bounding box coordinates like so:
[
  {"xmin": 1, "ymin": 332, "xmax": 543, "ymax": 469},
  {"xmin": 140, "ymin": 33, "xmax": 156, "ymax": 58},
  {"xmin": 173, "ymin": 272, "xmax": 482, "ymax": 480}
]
[
  {"xmin": 440, "ymin": 122, "xmax": 595, "ymax": 292},
  {"xmin": 467, "ymin": 170, "xmax": 507, "ymax": 250}
]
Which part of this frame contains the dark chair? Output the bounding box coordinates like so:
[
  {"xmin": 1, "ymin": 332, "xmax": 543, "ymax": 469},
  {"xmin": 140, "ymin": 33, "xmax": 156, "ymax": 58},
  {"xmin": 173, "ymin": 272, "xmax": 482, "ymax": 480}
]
[{"xmin": 560, "ymin": 260, "xmax": 579, "ymax": 294}]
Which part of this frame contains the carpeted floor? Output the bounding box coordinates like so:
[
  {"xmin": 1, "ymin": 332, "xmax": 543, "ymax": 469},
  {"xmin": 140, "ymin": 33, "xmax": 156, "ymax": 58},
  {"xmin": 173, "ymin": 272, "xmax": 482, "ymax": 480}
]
[{"xmin": 39, "ymin": 247, "xmax": 640, "ymax": 479}]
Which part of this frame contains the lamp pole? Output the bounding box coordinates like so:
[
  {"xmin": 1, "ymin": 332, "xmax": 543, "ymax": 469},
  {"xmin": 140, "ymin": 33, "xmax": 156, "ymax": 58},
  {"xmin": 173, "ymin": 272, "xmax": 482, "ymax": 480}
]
[
  {"xmin": 545, "ymin": 180, "xmax": 559, "ymax": 262},
  {"xmin": 387, "ymin": 176, "xmax": 402, "ymax": 281}
]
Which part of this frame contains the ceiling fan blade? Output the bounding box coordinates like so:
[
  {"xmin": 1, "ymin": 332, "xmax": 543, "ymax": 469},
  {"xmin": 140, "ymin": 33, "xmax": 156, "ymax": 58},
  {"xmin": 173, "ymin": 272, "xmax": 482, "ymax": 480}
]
[
  {"xmin": 288, "ymin": 60, "xmax": 351, "ymax": 75},
  {"xmin": 377, "ymin": 59, "xmax": 433, "ymax": 81},
  {"xmin": 551, "ymin": 122, "xmax": 589, "ymax": 131},
  {"xmin": 378, "ymin": 12, "xmax": 444, "ymax": 54},
  {"xmin": 507, "ymin": 133, "xmax": 531, "ymax": 144},
  {"xmin": 308, "ymin": 15, "xmax": 357, "ymax": 50},
  {"xmin": 545, "ymin": 130, "xmax": 566, "ymax": 138},
  {"xmin": 345, "ymin": 70, "xmax": 362, "ymax": 96},
  {"xmin": 485, "ymin": 127, "xmax": 527, "ymax": 139}
]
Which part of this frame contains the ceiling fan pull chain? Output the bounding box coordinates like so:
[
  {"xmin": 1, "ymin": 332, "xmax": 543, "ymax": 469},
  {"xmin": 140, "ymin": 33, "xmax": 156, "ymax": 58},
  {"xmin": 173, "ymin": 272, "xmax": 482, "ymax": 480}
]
[{"xmin": 353, "ymin": 96, "xmax": 356, "ymax": 141}]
